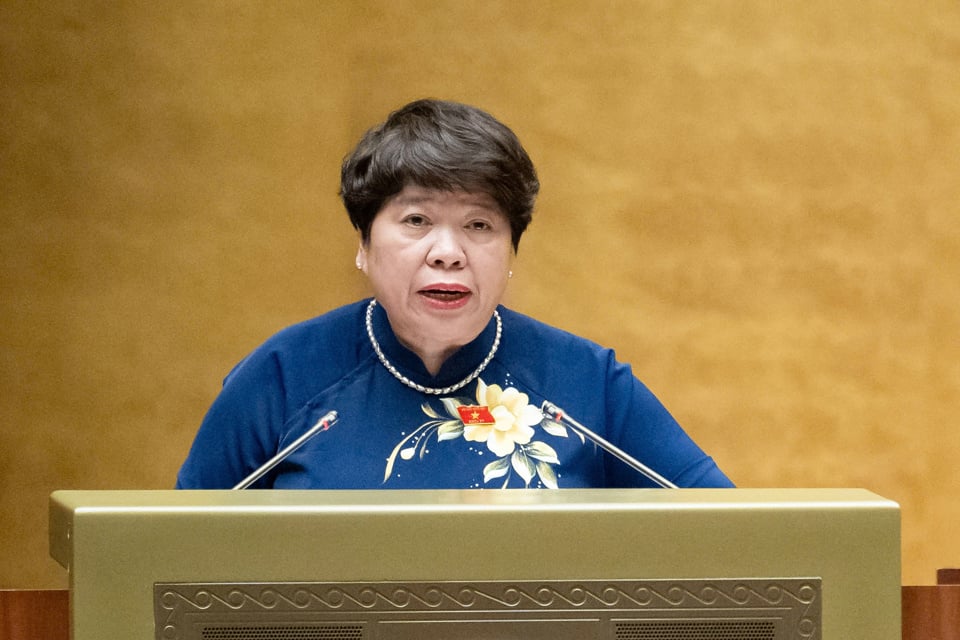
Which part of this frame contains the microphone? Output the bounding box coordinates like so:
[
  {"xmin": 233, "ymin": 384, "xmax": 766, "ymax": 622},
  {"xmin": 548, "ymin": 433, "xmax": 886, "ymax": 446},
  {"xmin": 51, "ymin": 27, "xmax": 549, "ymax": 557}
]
[
  {"xmin": 232, "ymin": 410, "xmax": 339, "ymax": 490},
  {"xmin": 540, "ymin": 401, "xmax": 678, "ymax": 488}
]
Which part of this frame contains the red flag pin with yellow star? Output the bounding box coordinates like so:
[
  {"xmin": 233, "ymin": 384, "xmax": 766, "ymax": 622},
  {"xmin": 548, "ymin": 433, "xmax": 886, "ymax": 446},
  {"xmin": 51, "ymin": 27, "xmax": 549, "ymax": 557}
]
[{"xmin": 457, "ymin": 405, "xmax": 496, "ymax": 426}]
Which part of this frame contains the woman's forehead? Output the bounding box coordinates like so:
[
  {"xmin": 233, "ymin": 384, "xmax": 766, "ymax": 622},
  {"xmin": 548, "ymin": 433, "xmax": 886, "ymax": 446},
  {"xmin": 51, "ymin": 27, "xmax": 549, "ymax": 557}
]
[{"xmin": 387, "ymin": 185, "xmax": 501, "ymax": 211}]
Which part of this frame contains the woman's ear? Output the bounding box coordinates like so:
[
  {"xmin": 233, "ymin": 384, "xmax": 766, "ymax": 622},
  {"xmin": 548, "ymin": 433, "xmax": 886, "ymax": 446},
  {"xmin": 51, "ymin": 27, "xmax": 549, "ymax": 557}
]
[{"xmin": 355, "ymin": 243, "xmax": 367, "ymax": 273}]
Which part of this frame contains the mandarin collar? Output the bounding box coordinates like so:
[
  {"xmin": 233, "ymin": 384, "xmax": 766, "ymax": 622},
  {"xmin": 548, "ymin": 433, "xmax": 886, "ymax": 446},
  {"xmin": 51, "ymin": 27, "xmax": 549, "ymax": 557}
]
[{"xmin": 367, "ymin": 299, "xmax": 501, "ymax": 391}]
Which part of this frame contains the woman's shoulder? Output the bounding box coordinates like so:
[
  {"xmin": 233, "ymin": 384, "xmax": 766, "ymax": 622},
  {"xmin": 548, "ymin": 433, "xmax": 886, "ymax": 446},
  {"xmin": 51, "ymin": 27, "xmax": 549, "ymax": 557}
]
[
  {"xmin": 226, "ymin": 299, "xmax": 370, "ymax": 385},
  {"xmin": 497, "ymin": 306, "xmax": 618, "ymax": 378},
  {"xmin": 268, "ymin": 298, "xmax": 367, "ymax": 343},
  {"xmin": 494, "ymin": 307, "xmax": 644, "ymax": 422}
]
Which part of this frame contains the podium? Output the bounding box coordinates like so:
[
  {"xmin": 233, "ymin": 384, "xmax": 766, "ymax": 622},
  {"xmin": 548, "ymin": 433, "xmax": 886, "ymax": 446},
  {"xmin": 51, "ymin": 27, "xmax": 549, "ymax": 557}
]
[
  {"xmin": 45, "ymin": 488, "xmax": 903, "ymax": 639},
  {"xmin": 0, "ymin": 490, "xmax": 960, "ymax": 640}
]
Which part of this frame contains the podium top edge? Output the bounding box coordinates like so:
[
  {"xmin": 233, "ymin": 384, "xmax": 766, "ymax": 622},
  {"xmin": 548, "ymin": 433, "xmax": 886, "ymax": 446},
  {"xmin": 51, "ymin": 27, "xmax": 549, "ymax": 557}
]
[{"xmin": 49, "ymin": 487, "xmax": 899, "ymax": 512}]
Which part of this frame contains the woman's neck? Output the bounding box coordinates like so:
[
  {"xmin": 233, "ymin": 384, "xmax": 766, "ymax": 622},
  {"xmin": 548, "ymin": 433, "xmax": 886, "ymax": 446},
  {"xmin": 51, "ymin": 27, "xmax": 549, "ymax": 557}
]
[{"xmin": 401, "ymin": 339, "xmax": 459, "ymax": 377}]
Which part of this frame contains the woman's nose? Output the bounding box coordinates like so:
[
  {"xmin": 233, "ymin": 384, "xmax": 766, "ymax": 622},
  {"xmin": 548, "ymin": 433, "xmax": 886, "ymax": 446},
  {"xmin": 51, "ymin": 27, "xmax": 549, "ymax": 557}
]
[{"xmin": 425, "ymin": 227, "xmax": 466, "ymax": 268}]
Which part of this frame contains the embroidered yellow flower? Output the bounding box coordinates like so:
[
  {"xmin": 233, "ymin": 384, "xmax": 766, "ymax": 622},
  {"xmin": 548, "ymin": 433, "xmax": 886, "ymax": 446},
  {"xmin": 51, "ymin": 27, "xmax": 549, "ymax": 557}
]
[{"xmin": 463, "ymin": 379, "xmax": 542, "ymax": 457}]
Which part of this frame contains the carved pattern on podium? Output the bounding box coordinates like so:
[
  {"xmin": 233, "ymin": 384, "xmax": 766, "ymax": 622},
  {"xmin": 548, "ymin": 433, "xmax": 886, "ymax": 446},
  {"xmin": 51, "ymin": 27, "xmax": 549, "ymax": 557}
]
[{"xmin": 156, "ymin": 578, "xmax": 821, "ymax": 640}]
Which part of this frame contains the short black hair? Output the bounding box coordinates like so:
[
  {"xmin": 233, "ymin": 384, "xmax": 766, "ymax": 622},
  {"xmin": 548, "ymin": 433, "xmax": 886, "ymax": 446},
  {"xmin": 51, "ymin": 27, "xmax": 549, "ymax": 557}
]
[{"xmin": 339, "ymin": 99, "xmax": 539, "ymax": 250}]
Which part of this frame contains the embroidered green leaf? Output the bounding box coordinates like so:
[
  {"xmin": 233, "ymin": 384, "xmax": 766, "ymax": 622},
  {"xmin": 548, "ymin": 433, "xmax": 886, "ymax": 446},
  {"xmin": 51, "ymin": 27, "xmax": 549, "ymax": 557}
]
[
  {"xmin": 437, "ymin": 420, "xmax": 464, "ymax": 441},
  {"xmin": 511, "ymin": 450, "xmax": 536, "ymax": 485},
  {"xmin": 421, "ymin": 403, "xmax": 440, "ymax": 419},
  {"xmin": 440, "ymin": 397, "xmax": 463, "ymax": 419},
  {"xmin": 483, "ymin": 457, "xmax": 510, "ymax": 482},
  {"xmin": 524, "ymin": 441, "xmax": 560, "ymax": 465},
  {"xmin": 541, "ymin": 419, "xmax": 568, "ymax": 438},
  {"xmin": 536, "ymin": 461, "xmax": 559, "ymax": 489}
]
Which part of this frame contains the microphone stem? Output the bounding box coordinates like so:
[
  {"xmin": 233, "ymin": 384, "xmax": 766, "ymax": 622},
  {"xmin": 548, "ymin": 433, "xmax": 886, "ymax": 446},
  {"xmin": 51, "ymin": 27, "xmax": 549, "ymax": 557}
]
[
  {"xmin": 232, "ymin": 410, "xmax": 339, "ymax": 490},
  {"xmin": 540, "ymin": 401, "xmax": 678, "ymax": 489}
]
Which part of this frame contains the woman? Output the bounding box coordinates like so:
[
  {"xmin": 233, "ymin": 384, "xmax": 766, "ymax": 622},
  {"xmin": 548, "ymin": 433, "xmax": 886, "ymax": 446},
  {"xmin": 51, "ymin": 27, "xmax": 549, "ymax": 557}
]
[{"xmin": 176, "ymin": 99, "xmax": 734, "ymax": 490}]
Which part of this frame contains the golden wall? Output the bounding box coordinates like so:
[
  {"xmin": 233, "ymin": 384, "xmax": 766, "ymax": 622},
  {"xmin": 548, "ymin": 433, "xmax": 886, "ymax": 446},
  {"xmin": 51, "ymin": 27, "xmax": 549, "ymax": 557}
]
[{"xmin": 2, "ymin": 1, "xmax": 958, "ymax": 587}]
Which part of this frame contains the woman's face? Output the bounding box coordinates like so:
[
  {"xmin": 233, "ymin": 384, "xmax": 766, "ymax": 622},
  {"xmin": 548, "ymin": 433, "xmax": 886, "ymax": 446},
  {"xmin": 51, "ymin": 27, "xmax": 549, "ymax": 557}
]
[{"xmin": 357, "ymin": 185, "xmax": 514, "ymax": 371}]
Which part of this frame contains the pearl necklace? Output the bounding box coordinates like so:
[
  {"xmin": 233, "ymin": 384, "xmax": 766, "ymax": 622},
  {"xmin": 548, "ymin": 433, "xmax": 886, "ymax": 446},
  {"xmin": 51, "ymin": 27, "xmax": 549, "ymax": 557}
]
[{"xmin": 365, "ymin": 299, "xmax": 501, "ymax": 395}]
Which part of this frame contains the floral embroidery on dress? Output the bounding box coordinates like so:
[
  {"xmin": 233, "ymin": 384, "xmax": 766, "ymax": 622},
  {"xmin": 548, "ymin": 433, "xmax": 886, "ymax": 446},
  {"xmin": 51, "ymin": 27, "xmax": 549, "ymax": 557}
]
[{"xmin": 384, "ymin": 378, "xmax": 582, "ymax": 488}]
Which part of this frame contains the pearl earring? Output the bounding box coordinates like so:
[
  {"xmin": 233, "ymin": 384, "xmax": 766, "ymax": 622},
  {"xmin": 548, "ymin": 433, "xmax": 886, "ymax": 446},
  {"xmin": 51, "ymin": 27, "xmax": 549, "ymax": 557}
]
[{"xmin": 508, "ymin": 270, "xmax": 513, "ymax": 279}]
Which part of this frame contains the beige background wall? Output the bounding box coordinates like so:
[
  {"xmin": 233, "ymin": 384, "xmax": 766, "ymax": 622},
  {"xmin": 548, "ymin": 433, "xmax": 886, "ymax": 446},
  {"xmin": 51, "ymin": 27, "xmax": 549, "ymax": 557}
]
[{"xmin": 2, "ymin": 1, "xmax": 958, "ymax": 588}]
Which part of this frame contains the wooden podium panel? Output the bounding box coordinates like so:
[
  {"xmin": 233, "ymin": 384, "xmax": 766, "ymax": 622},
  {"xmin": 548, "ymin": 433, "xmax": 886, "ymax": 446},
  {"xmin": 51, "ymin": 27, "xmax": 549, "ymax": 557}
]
[
  {"xmin": 0, "ymin": 590, "xmax": 68, "ymax": 640},
  {"xmin": 902, "ymin": 585, "xmax": 960, "ymax": 640}
]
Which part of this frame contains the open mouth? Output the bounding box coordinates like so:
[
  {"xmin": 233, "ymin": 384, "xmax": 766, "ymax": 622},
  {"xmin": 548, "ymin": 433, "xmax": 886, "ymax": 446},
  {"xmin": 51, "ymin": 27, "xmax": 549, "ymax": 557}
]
[{"xmin": 420, "ymin": 289, "xmax": 470, "ymax": 302}]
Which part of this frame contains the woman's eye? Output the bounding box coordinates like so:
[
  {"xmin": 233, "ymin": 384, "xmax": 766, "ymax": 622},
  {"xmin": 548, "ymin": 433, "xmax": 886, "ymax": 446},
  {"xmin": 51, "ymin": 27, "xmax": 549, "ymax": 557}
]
[
  {"xmin": 403, "ymin": 215, "xmax": 428, "ymax": 227},
  {"xmin": 467, "ymin": 220, "xmax": 492, "ymax": 231}
]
